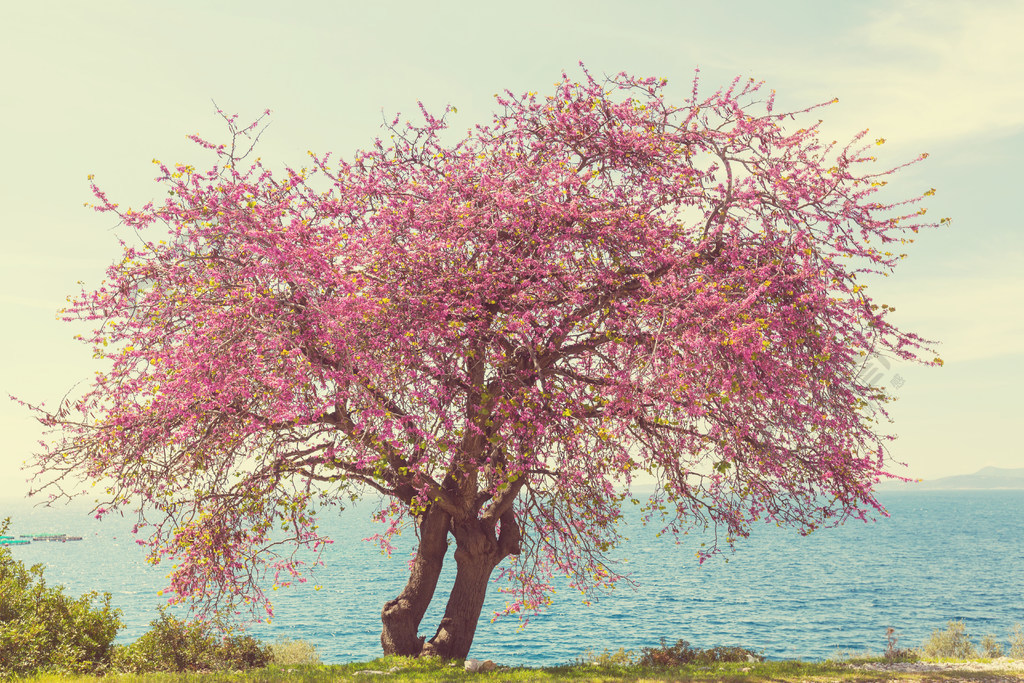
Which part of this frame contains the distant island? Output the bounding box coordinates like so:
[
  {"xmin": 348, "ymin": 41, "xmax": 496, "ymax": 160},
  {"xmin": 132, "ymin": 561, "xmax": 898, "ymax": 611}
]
[{"xmin": 879, "ymin": 466, "xmax": 1024, "ymax": 490}]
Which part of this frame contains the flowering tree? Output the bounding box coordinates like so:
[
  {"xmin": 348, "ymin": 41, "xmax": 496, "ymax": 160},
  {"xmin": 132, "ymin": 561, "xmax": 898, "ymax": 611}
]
[{"xmin": 26, "ymin": 68, "xmax": 942, "ymax": 659}]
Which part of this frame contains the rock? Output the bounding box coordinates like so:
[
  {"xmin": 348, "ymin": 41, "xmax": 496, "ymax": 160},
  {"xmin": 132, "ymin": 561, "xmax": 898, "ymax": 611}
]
[
  {"xmin": 353, "ymin": 667, "xmax": 401, "ymax": 676},
  {"xmin": 464, "ymin": 658, "xmax": 497, "ymax": 672}
]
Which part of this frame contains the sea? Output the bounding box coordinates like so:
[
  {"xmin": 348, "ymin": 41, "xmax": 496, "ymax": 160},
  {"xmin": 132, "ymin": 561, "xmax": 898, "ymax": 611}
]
[{"xmin": 1, "ymin": 490, "xmax": 1022, "ymax": 666}]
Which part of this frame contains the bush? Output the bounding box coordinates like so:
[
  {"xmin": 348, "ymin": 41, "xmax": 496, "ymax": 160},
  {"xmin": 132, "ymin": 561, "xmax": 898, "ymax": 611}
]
[
  {"xmin": 1010, "ymin": 624, "xmax": 1024, "ymax": 659},
  {"xmin": 979, "ymin": 634, "xmax": 1003, "ymax": 658},
  {"xmin": 883, "ymin": 627, "xmax": 919, "ymax": 662},
  {"xmin": 0, "ymin": 519, "xmax": 279, "ymax": 675},
  {"xmin": 0, "ymin": 518, "xmax": 123, "ymax": 677},
  {"xmin": 637, "ymin": 638, "xmax": 762, "ymax": 667},
  {"xmin": 922, "ymin": 620, "xmax": 978, "ymax": 659},
  {"xmin": 578, "ymin": 646, "xmax": 637, "ymax": 667},
  {"xmin": 112, "ymin": 610, "xmax": 272, "ymax": 673},
  {"xmin": 270, "ymin": 637, "xmax": 322, "ymax": 665},
  {"xmin": 220, "ymin": 631, "xmax": 275, "ymax": 669}
]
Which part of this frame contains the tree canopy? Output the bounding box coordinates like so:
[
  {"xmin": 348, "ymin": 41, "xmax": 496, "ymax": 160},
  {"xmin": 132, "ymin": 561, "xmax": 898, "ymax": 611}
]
[{"xmin": 27, "ymin": 67, "xmax": 942, "ymax": 659}]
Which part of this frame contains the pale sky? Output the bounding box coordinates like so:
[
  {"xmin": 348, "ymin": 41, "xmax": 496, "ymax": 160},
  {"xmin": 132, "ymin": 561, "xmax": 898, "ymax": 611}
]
[{"xmin": 1, "ymin": 1, "xmax": 1021, "ymax": 499}]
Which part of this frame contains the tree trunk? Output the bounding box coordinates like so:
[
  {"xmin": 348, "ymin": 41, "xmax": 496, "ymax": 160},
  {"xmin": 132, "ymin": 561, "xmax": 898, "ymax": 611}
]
[
  {"xmin": 380, "ymin": 504, "xmax": 451, "ymax": 655},
  {"xmin": 423, "ymin": 511, "xmax": 522, "ymax": 659}
]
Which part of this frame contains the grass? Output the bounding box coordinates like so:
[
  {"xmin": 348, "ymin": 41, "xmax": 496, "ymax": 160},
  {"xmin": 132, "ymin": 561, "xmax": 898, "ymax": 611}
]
[
  {"xmin": 14, "ymin": 656, "xmax": 1024, "ymax": 682},
  {"xmin": 11, "ymin": 622, "xmax": 1024, "ymax": 681}
]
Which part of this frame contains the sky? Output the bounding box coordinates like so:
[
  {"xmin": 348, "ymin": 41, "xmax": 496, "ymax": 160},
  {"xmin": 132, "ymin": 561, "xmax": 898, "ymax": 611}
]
[{"xmin": 1, "ymin": 0, "xmax": 1021, "ymax": 499}]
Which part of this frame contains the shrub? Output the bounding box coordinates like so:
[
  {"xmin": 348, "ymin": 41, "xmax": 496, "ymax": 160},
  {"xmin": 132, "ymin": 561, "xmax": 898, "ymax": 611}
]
[
  {"xmin": 0, "ymin": 518, "xmax": 123, "ymax": 677},
  {"xmin": 578, "ymin": 646, "xmax": 637, "ymax": 667},
  {"xmin": 112, "ymin": 610, "xmax": 272, "ymax": 673},
  {"xmin": 884, "ymin": 626, "xmax": 919, "ymax": 662},
  {"xmin": 270, "ymin": 637, "xmax": 322, "ymax": 665},
  {"xmin": 1009, "ymin": 624, "xmax": 1024, "ymax": 659},
  {"xmin": 637, "ymin": 638, "xmax": 762, "ymax": 667},
  {"xmin": 922, "ymin": 620, "xmax": 977, "ymax": 659},
  {"xmin": 219, "ymin": 632, "xmax": 274, "ymax": 670},
  {"xmin": 979, "ymin": 634, "xmax": 1003, "ymax": 658}
]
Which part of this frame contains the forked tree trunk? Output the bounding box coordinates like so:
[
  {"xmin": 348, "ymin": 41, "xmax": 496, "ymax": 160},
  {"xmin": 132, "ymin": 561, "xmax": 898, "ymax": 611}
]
[
  {"xmin": 380, "ymin": 504, "xmax": 451, "ymax": 655},
  {"xmin": 423, "ymin": 511, "xmax": 522, "ymax": 659},
  {"xmin": 380, "ymin": 506, "xmax": 522, "ymax": 660}
]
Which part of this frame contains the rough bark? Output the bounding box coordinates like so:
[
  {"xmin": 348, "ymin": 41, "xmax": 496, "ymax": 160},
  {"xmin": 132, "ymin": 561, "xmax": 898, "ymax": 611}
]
[
  {"xmin": 380, "ymin": 504, "xmax": 451, "ymax": 655},
  {"xmin": 423, "ymin": 510, "xmax": 522, "ymax": 659}
]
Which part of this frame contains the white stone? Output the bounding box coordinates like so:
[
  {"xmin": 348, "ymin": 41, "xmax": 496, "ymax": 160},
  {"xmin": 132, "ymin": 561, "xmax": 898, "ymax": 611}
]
[{"xmin": 464, "ymin": 658, "xmax": 497, "ymax": 673}]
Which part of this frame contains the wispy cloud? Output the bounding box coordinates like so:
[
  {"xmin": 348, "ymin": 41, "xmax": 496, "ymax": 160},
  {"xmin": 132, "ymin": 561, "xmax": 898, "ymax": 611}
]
[
  {"xmin": 848, "ymin": 1, "xmax": 1024, "ymax": 142},
  {"xmin": 721, "ymin": 1, "xmax": 1024, "ymax": 148}
]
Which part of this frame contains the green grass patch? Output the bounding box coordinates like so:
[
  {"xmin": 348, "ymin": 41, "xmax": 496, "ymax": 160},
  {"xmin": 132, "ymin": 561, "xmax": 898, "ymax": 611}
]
[{"xmin": 15, "ymin": 657, "xmax": 1024, "ymax": 682}]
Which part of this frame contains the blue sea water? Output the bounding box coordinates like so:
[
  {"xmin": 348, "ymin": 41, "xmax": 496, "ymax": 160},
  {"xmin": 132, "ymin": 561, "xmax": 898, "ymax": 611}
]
[{"xmin": 1, "ymin": 490, "xmax": 1022, "ymax": 665}]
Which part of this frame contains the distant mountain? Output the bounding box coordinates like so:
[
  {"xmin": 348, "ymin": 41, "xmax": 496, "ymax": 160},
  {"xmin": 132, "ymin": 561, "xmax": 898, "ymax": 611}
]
[{"xmin": 880, "ymin": 466, "xmax": 1024, "ymax": 490}]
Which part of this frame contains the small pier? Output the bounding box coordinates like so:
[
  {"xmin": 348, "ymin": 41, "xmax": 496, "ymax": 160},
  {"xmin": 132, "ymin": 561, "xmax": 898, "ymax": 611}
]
[{"xmin": 1, "ymin": 533, "xmax": 84, "ymax": 546}]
